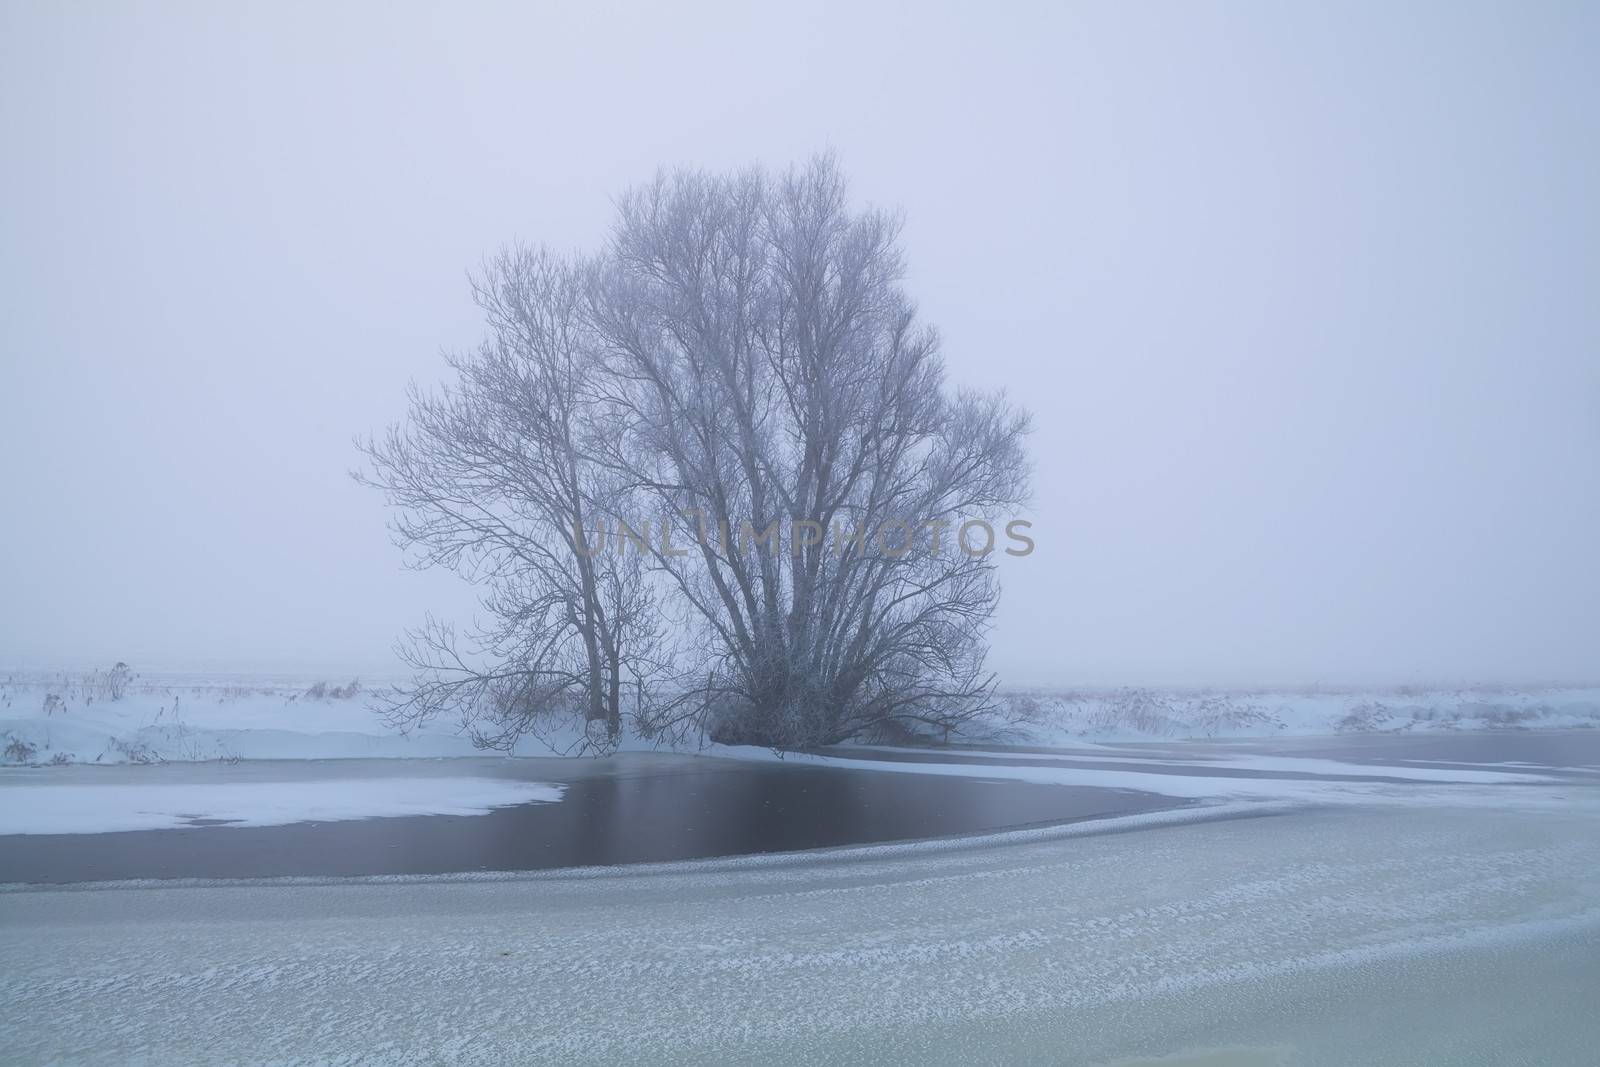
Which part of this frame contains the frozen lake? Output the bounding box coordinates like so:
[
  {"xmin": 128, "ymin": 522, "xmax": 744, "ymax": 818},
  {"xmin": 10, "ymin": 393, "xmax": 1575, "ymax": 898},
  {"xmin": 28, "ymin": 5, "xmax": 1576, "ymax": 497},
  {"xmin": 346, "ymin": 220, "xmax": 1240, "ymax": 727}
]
[
  {"xmin": 0, "ymin": 752, "xmax": 1183, "ymax": 883},
  {"xmin": 2, "ymin": 733, "xmax": 1598, "ymax": 1062},
  {"xmin": 3, "ymin": 731, "xmax": 1597, "ymax": 885},
  {"xmin": 3, "ymin": 800, "xmax": 1597, "ymax": 1064}
]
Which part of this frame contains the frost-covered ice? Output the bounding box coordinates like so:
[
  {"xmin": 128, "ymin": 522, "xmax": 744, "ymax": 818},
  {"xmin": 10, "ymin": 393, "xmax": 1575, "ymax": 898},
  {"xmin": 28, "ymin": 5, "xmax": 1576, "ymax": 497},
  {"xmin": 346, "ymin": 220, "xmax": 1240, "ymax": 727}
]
[
  {"xmin": 3, "ymin": 801, "xmax": 1597, "ymax": 1064},
  {"xmin": 818, "ymin": 743, "xmax": 1559, "ymax": 781},
  {"xmin": 0, "ymin": 776, "xmax": 564, "ymax": 834},
  {"xmin": 716, "ymin": 745, "xmax": 1560, "ymax": 808}
]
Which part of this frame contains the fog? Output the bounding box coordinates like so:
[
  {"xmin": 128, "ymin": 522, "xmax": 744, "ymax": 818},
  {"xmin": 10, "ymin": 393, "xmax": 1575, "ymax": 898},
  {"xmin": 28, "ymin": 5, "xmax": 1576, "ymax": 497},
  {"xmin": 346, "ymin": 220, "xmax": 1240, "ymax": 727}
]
[{"xmin": 2, "ymin": 1, "xmax": 1595, "ymax": 686}]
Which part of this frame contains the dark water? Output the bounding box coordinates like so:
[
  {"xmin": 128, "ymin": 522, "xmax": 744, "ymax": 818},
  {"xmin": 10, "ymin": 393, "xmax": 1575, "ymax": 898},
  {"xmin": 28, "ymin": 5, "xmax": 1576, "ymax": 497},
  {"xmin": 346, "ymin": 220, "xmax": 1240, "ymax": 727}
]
[
  {"xmin": 13, "ymin": 732, "xmax": 1580, "ymax": 886},
  {"xmin": 0, "ymin": 755, "xmax": 1179, "ymax": 884}
]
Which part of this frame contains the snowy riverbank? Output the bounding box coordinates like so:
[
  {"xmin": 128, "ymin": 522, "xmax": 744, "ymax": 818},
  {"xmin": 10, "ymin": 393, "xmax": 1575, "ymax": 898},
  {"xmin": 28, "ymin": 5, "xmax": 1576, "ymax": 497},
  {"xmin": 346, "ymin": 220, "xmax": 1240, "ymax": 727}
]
[{"xmin": 2, "ymin": 667, "xmax": 1598, "ymax": 766}]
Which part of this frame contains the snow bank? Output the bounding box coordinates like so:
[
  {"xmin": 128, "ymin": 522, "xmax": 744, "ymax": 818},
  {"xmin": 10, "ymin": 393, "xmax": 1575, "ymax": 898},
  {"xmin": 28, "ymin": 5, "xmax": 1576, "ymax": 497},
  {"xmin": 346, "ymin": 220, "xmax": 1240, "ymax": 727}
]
[
  {"xmin": 0, "ymin": 668, "xmax": 652, "ymax": 765},
  {"xmin": 2, "ymin": 667, "xmax": 1598, "ymax": 766},
  {"xmin": 986, "ymin": 683, "xmax": 1600, "ymax": 744},
  {"xmin": 0, "ymin": 777, "xmax": 564, "ymax": 835}
]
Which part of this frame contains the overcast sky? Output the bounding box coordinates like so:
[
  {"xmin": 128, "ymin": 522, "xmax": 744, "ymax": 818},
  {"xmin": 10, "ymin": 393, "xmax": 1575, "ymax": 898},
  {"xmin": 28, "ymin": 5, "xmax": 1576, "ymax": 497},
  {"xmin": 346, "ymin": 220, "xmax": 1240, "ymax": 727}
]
[{"xmin": 2, "ymin": 1, "xmax": 1595, "ymax": 685}]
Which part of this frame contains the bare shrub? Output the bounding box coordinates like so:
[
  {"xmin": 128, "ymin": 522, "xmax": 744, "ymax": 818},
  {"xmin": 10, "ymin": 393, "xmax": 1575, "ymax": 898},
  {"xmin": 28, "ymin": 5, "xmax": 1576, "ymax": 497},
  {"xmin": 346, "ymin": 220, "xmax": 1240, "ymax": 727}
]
[
  {"xmin": 1335, "ymin": 700, "xmax": 1394, "ymax": 732},
  {"xmin": 107, "ymin": 662, "xmax": 132, "ymax": 700},
  {"xmin": 1089, "ymin": 689, "xmax": 1178, "ymax": 735},
  {"xmin": 3, "ymin": 736, "xmax": 38, "ymax": 764},
  {"xmin": 106, "ymin": 737, "xmax": 162, "ymax": 764},
  {"xmin": 1459, "ymin": 702, "xmax": 1540, "ymax": 728},
  {"xmin": 77, "ymin": 662, "xmax": 135, "ymax": 702},
  {"xmin": 1187, "ymin": 695, "xmax": 1282, "ymax": 737}
]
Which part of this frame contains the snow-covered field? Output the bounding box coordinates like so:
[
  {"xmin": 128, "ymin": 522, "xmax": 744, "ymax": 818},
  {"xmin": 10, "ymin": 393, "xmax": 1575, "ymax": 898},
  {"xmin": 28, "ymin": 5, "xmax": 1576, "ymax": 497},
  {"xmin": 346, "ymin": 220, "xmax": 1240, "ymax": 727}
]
[
  {"xmin": 4, "ymin": 667, "xmax": 1598, "ymax": 766},
  {"xmin": 0, "ymin": 668, "xmax": 486, "ymax": 764},
  {"xmin": 994, "ymin": 682, "xmax": 1600, "ymax": 742}
]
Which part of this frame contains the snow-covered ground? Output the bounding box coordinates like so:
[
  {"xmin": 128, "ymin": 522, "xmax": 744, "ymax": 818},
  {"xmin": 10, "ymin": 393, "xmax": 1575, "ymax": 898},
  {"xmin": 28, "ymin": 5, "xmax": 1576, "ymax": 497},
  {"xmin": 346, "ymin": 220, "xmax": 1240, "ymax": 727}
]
[
  {"xmin": 5, "ymin": 668, "xmax": 1599, "ymax": 1061},
  {"xmin": 992, "ymin": 682, "xmax": 1600, "ymax": 742},
  {"xmin": 0, "ymin": 776, "xmax": 563, "ymax": 835},
  {"xmin": 4, "ymin": 800, "xmax": 1597, "ymax": 1064},
  {"xmin": 4, "ymin": 667, "xmax": 1598, "ymax": 766},
  {"xmin": 0, "ymin": 668, "xmax": 487, "ymax": 764}
]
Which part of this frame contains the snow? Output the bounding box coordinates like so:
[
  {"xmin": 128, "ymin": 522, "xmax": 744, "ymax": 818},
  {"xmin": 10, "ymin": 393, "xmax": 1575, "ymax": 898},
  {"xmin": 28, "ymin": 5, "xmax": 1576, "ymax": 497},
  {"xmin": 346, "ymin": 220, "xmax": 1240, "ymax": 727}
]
[
  {"xmin": 4, "ymin": 671, "xmax": 1599, "ymax": 1061},
  {"xmin": 3, "ymin": 802, "xmax": 1597, "ymax": 1064},
  {"xmin": 0, "ymin": 668, "xmax": 648, "ymax": 764},
  {"xmin": 833, "ymin": 744, "xmax": 1564, "ymax": 779},
  {"xmin": 993, "ymin": 683, "xmax": 1600, "ymax": 742},
  {"xmin": 3, "ymin": 668, "xmax": 1598, "ymax": 765},
  {"xmin": 714, "ymin": 744, "xmax": 1561, "ymax": 809},
  {"xmin": 0, "ymin": 777, "xmax": 564, "ymax": 834}
]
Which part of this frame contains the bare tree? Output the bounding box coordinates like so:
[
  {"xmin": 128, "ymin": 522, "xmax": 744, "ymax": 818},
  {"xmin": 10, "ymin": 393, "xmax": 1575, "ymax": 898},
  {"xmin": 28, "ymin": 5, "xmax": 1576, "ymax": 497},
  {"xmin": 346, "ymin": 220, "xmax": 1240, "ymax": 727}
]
[
  {"xmin": 358, "ymin": 247, "xmax": 660, "ymax": 752},
  {"xmin": 363, "ymin": 157, "xmax": 1030, "ymax": 751},
  {"xmin": 588, "ymin": 156, "xmax": 1032, "ymax": 747}
]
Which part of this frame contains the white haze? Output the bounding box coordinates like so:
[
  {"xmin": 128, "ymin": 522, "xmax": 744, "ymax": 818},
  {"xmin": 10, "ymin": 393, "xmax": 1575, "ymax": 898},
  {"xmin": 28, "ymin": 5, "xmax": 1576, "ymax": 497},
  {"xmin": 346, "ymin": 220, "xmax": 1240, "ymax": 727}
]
[{"xmin": 1, "ymin": 1, "xmax": 1595, "ymax": 686}]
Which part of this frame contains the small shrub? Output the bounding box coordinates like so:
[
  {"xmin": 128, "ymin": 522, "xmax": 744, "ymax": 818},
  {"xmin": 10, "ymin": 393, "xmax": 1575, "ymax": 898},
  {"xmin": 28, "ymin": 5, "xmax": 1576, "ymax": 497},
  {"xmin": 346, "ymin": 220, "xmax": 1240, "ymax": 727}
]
[
  {"xmin": 107, "ymin": 662, "xmax": 132, "ymax": 700},
  {"xmin": 4, "ymin": 737, "xmax": 38, "ymax": 764},
  {"xmin": 106, "ymin": 737, "xmax": 162, "ymax": 764},
  {"xmin": 1006, "ymin": 692, "xmax": 1047, "ymax": 726},
  {"xmin": 1089, "ymin": 689, "xmax": 1178, "ymax": 735},
  {"xmin": 1188, "ymin": 696, "xmax": 1282, "ymax": 737},
  {"xmin": 1335, "ymin": 700, "xmax": 1394, "ymax": 732},
  {"xmin": 1463, "ymin": 702, "xmax": 1540, "ymax": 728},
  {"xmin": 303, "ymin": 679, "xmax": 363, "ymax": 701}
]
